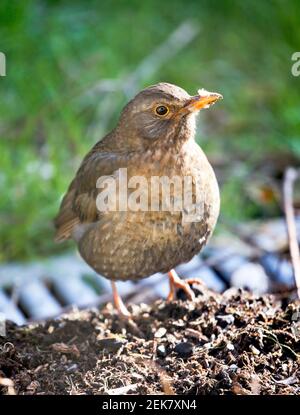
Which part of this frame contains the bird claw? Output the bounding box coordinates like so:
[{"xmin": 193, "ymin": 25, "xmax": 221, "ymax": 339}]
[{"xmin": 167, "ymin": 270, "xmax": 203, "ymax": 302}]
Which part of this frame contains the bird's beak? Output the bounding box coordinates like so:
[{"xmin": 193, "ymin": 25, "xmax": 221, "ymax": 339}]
[{"xmin": 185, "ymin": 89, "xmax": 223, "ymax": 112}]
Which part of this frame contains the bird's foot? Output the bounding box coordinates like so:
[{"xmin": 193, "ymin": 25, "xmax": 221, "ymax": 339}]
[
  {"xmin": 111, "ymin": 281, "xmax": 131, "ymax": 319},
  {"xmin": 111, "ymin": 281, "xmax": 145, "ymax": 338},
  {"xmin": 167, "ymin": 270, "xmax": 203, "ymax": 302}
]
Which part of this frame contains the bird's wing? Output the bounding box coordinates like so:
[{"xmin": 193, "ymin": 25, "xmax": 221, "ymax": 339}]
[{"xmin": 54, "ymin": 145, "xmax": 125, "ymax": 242}]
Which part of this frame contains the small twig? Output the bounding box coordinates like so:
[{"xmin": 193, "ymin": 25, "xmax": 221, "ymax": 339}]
[{"xmin": 283, "ymin": 167, "xmax": 300, "ymax": 298}]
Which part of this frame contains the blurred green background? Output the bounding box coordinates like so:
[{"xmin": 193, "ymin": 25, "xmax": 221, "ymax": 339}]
[{"xmin": 0, "ymin": 0, "xmax": 299, "ymax": 262}]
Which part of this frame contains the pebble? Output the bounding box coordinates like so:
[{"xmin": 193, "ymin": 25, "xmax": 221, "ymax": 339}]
[
  {"xmin": 226, "ymin": 343, "xmax": 235, "ymax": 351},
  {"xmin": 250, "ymin": 344, "xmax": 260, "ymax": 355},
  {"xmin": 157, "ymin": 344, "xmax": 167, "ymax": 358},
  {"xmin": 174, "ymin": 342, "xmax": 194, "ymax": 358},
  {"xmin": 154, "ymin": 327, "xmax": 167, "ymax": 338}
]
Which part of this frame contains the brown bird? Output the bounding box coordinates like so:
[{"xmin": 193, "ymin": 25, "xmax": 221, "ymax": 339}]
[{"xmin": 54, "ymin": 82, "xmax": 222, "ymax": 317}]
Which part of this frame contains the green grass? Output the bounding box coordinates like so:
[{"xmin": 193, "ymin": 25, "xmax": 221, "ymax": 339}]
[{"xmin": 0, "ymin": 0, "xmax": 300, "ymax": 261}]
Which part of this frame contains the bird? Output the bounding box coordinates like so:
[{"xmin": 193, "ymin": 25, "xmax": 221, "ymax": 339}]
[{"xmin": 54, "ymin": 82, "xmax": 222, "ymax": 317}]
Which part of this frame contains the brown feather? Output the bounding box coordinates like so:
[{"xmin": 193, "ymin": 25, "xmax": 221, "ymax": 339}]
[{"xmin": 55, "ymin": 217, "xmax": 80, "ymax": 242}]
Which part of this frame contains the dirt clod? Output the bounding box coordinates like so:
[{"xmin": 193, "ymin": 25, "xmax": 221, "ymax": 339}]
[
  {"xmin": 0, "ymin": 287, "xmax": 300, "ymax": 395},
  {"xmin": 174, "ymin": 342, "xmax": 194, "ymax": 358}
]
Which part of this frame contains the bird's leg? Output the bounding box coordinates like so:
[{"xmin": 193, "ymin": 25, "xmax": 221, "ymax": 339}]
[
  {"xmin": 111, "ymin": 281, "xmax": 131, "ymax": 318},
  {"xmin": 167, "ymin": 269, "xmax": 199, "ymax": 301},
  {"xmin": 110, "ymin": 281, "xmax": 146, "ymax": 338}
]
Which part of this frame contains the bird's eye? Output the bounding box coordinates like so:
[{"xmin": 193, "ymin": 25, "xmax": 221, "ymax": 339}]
[{"xmin": 155, "ymin": 105, "xmax": 169, "ymax": 116}]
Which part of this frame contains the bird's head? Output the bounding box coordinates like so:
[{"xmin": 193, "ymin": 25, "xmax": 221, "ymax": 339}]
[{"xmin": 117, "ymin": 82, "xmax": 222, "ymax": 147}]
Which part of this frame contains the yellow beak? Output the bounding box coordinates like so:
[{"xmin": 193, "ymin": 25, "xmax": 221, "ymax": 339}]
[{"xmin": 186, "ymin": 89, "xmax": 223, "ymax": 112}]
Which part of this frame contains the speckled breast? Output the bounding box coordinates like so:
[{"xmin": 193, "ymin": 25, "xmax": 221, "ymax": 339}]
[{"xmin": 78, "ymin": 143, "xmax": 220, "ymax": 281}]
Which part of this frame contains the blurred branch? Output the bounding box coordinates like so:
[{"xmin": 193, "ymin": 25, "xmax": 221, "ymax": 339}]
[
  {"xmin": 86, "ymin": 20, "xmax": 200, "ymax": 98},
  {"xmin": 122, "ymin": 20, "xmax": 200, "ymax": 98},
  {"xmin": 83, "ymin": 20, "xmax": 200, "ymax": 137},
  {"xmin": 283, "ymin": 167, "xmax": 300, "ymax": 299}
]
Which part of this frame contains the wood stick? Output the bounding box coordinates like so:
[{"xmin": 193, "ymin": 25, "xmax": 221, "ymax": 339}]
[{"xmin": 283, "ymin": 167, "xmax": 300, "ymax": 298}]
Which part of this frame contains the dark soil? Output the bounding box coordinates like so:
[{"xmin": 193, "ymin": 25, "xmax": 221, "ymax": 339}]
[{"xmin": 1, "ymin": 286, "xmax": 300, "ymax": 395}]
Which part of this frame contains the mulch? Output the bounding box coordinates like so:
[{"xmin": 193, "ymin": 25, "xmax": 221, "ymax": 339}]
[{"xmin": 1, "ymin": 285, "xmax": 300, "ymax": 395}]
